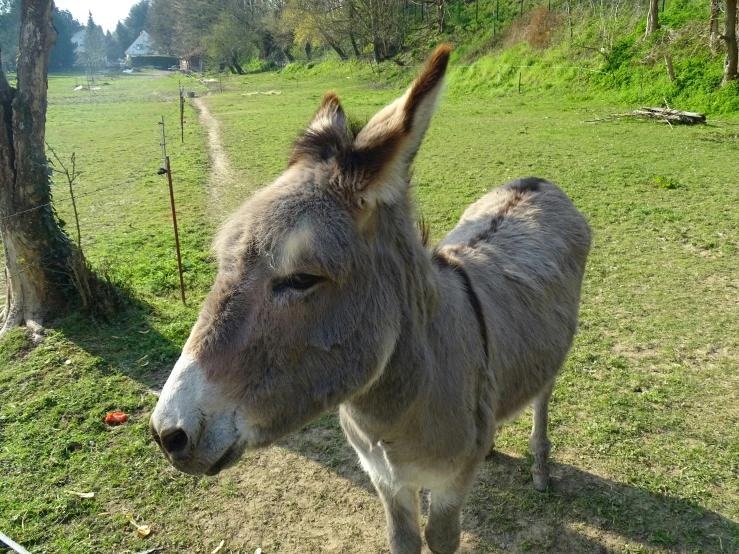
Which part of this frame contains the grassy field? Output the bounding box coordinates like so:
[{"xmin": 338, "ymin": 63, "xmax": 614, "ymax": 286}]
[{"xmin": 0, "ymin": 66, "xmax": 738, "ymax": 554}]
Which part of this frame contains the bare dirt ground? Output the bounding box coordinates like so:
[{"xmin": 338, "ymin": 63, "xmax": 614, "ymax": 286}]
[{"xmin": 191, "ymin": 95, "xmax": 240, "ymax": 222}]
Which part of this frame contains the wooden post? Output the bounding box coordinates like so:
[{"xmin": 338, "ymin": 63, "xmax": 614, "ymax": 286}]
[
  {"xmin": 664, "ymin": 54, "xmax": 675, "ymax": 82},
  {"xmin": 159, "ymin": 117, "xmax": 186, "ymax": 306},
  {"xmin": 518, "ymin": 71, "xmax": 522, "ymax": 93},
  {"xmin": 179, "ymin": 81, "xmax": 185, "ymax": 144},
  {"xmin": 166, "ymin": 156, "xmax": 186, "ymax": 306}
]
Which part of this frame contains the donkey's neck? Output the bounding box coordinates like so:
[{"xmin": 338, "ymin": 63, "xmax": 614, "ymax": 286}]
[{"xmin": 343, "ymin": 209, "xmax": 484, "ymax": 443}]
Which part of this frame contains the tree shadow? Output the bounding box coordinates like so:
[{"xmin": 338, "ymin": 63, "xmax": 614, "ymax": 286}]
[{"xmin": 55, "ymin": 294, "xmax": 184, "ymax": 392}]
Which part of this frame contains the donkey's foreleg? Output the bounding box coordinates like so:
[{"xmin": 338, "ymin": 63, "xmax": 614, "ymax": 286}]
[
  {"xmin": 529, "ymin": 380, "xmax": 556, "ymax": 492},
  {"xmin": 424, "ymin": 467, "xmax": 477, "ymax": 554},
  {"xmin": 376, "ymin": 483, "xmax": 422, "ymax": 554}
]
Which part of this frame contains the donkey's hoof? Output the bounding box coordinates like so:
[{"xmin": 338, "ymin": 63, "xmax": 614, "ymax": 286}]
[{"xmin": 532, "ymin": 470, "xmax": 550, "ymax": 492}]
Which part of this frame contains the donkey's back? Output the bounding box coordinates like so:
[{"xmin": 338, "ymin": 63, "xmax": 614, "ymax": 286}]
[{"xmin": 438, "ymin": 177, "xmax": 592, "ymax": 423}]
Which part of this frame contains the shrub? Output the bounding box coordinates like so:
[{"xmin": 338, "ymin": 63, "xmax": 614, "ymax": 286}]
[{"xmin": 527, "ymin": 7, "xmax": 560, "ymax": 50}]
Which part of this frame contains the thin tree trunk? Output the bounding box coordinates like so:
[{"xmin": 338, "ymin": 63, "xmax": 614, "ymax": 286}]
[
  {"xmin": 710, "ymin": 0, "xmax": 720, "ymax": 55},
  {"xmin": 721, "ymin": 0, "xmax": 738, "ymax": 85},
  {"xmin": 231, "ymin": 56, "xmax": 244, "ymax": 75},
  {"xmin": 437, "ymin": 0, "xmax": 446, "ymax": 33},
  {"xmin": 0, "ymin": 0, "xmax": 107, "ymax": 337},
  {"xmin": 349, "ymin": 33, "xmax": 361, "ymax": 57},
  {"xmin": 646, "ymin": 0, "xmax": 660, "ymax": 37},
  {"xmin": 330, "ymin": 41, "xmax": 349, "ymax": 61}
]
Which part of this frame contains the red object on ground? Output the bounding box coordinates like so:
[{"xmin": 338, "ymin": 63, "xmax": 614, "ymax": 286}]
[{"xmin": 104, "ymin": 412, "xmax": 128, "ymax": 424}]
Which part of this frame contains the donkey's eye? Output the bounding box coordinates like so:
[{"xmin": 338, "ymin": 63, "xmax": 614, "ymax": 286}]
[{"xmin": 273, "ymin": 273, "xmax": 324, "ymax": 294}]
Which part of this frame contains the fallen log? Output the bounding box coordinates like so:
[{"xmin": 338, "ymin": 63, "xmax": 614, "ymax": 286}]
[
  {"xmin": 586, "ymin": 107, "xmax": 706, "ymax": 125},
  {"xmin": 636, "ymin": 107, "xmax": 706, "ymax": 123}
]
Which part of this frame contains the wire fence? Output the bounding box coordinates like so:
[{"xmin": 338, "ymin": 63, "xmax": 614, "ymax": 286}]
[{"xmin": 0, "ymin": 114, "xmax": 199, "ymax": 309}]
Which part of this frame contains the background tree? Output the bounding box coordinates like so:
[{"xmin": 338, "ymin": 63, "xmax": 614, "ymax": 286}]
[
  {"xmin": 79, "ymin": 12, "xmax": 107, "ymax": 69},
  {"xmin": 722, "ymin": 0, "xmax": 738, "ymax": 85},
  {"xmin": 0, "ymin": 0, "xmax": 111, "ymax": 338},
  {"xmin": 0, "ymin": 0, "xmax": 20, "ymax": 71},
  {"xmin": 710, "ymin": 0, "xmax": 720, "ymax": 55},
  {"xmin": 113, "ymin": 20, "xmax": 134, "ymax": 56},
  {"xmin": 124, "ymin": 0, "xmax": 151, "ymax": 37},
  {"xmin": 645, "ymin": 0, "xmax": 659, "ymax": 37},
  {"xmin": 203, "ymin": 12, "xmax": 257, "ymax": 73},
  {"xmin": 105, "ymin": 30, "xmax": 123, "ymax": 60},
  {"xmin": 49, "ymin": 8, "xmax": 83, "ymax": 70},
  {"xmin": 147, "ymin": 0, "xmax": 176, "ymax": 53}
]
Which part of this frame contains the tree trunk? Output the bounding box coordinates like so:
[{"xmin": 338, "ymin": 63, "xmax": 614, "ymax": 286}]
[
  {"xmin": 329, "ymin": 41, "xmax": 348, "ymax": 61},
  {"xmin": 349, "ymin": 33, "xmax": 361, "ymax": 58},
  {"xmin": 710, "ymin": 0, "xmax": 720, "ymax": 55},
  {"xmin": 436, "ymin": 0, "xmax": 446, "ymax": 34},
  {"xmin": 646, "ymin": 0, "xmax": 660, "ymax": 37},
  {"xmin": 231, "ymin": 56, "xmax": 245, "ymax": 75},
  {"xmin": 0, "ymin": 0, "xmax": 112, "ymax": 337},
  {"xmin": 722, "ymin": 0, "xmax": 738, "ymax": 85}
]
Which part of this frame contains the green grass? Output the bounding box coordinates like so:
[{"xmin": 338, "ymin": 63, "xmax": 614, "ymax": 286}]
[{"xmin": 1, "ymin": 66, "xmax": 738, "ymax": 553}]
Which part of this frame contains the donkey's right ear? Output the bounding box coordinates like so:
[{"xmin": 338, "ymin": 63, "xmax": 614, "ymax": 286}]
[{"xmin": 289, "ymin": 92, "xmax": 348, "ymax": 166}]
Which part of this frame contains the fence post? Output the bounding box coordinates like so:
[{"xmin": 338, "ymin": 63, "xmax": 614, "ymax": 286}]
[
  {"xmin": 179, "ymin": 80, "xmax": 185, "ymax": 144},
  {"xmin": 166, "ymin": 155, "xmax": 186, "ymax": 306},
  {"xmin": 159, "ymin": 117, "xmax": 186, "ymax": 306}
]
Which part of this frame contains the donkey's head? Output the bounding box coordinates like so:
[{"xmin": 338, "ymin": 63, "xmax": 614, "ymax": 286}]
[{"xmin": 150, "ymin": 45, "xmax": 451, "ymax": 476}]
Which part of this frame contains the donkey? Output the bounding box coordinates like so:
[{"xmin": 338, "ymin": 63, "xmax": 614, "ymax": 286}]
[{"xmin": 150, "ymin": 44, "xmax": 591, "ymax": 554}]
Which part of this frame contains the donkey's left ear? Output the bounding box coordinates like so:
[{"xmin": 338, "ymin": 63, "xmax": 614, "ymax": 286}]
[
  {"xmin": 350, "ymin": 44, "xmax": 451, "ymax": 206},
  {"xmin": 290, "ymin": 92, "xmax": 348, "ymax": 166}
]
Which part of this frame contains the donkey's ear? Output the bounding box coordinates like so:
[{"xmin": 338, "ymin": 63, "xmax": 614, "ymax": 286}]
[
  {"xmin": 289, "ymin": 92, "xmax": 348, "ymax": 166},
  {"xmin": 349, "ymin": 44, "xmax": 451, "ymax": 206}
]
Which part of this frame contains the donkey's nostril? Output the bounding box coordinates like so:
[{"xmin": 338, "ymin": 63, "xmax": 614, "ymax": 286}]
[{"xmin": 159, "ymin": 428, "xmax": 191, "ymax": 460}]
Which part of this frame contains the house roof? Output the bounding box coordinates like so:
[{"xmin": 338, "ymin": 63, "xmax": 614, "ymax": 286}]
[{"xmin": 125, "ymin": 31, "xmax": 160, "ymax": 57}]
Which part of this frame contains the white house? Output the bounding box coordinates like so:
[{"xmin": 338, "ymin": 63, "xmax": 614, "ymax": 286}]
[
  {"xmin": 125, "ymin": 31, "xmax": 160, "ymax": 59},
  {"xmin": 71, "ymin": 29, "xmax": 86, "ymax": 53}
]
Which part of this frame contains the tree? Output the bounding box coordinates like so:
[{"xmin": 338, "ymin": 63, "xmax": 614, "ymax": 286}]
[
  {"xmin": 645, "ymin": 0, "xmax": 659, "ymax": 37},
  {"xmin": 0, "ymin": 0, "xmax": 20, "ymax": 71},
  {"xmin": 722, "ymin": 0, "xmax": 738, "ymax": 86},
  {"xmin": 114, "ymin": 20, "xmax": 134, "ymax": 56},
  {"xmin": 78, "ymin": 12, "xmax": 106, "ymax": 69},
  {"xmin": 124, "ymin": 0, "xmax": 150, "ymax": 37},
  {"xmin": 0, "ymin": 0, "xmax": 111, "ymax": 338},
  {"xmin": 49, "ymin": 8, "xmax": 82, "ymax": 70},
  {"xmin": 710, "ymin": 0, "xmax": 720, "ymax": 55},
  {"xmin": 203, "ymin": 12, "xmax": 257, "ymax": 73},
  {"xmin": 147, "ymin": 0, "xmax": 176, "ymax": 54},
  {"xmin": 105, "ymin": 30, "xmax": 122, "ymax": 60}
]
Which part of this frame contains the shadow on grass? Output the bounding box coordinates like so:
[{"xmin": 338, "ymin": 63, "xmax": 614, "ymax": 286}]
[
  {"xmin": 56, "ymin": 295, "xmax": 185, "ymax": 392},
  {"xmin": 283, "ymin": 413, "xmax": 738, "ymax": 553}
]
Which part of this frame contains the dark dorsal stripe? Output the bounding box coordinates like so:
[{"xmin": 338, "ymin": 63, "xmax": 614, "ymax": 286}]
[{"xmin": 432, "ymin": 251, "xmax": 489, "ymax": 364}]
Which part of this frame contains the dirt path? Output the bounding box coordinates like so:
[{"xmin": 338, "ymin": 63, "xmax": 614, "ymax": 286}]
[{"xmin": 191, "ymin": 95, "xmax": 239, "ymax": 221}]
